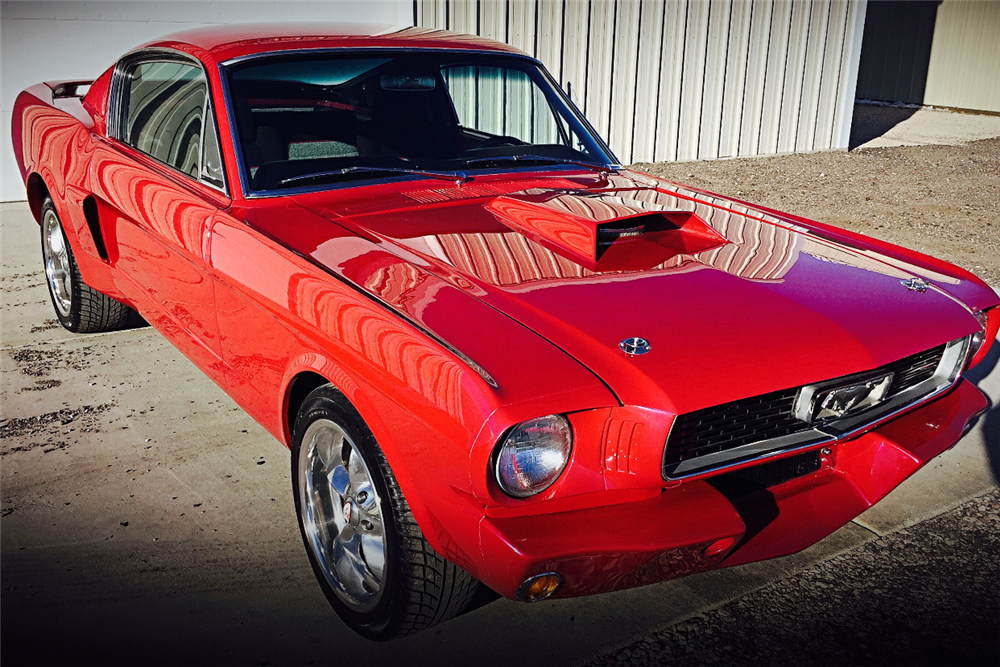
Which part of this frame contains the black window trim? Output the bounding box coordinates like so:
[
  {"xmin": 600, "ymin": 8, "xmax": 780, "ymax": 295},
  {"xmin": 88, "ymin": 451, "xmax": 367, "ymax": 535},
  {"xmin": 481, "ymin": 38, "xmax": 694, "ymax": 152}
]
[{"xmin": 109, "ymin": 47, "xmax": 230, "ymax": 196}]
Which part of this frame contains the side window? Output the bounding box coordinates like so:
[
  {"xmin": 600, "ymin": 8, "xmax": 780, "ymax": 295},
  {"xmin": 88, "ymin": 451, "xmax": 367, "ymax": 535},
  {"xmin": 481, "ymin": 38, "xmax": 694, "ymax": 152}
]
[{"xmin": 123, "ymin": 60, "xmax": 225, "ymax": 189}]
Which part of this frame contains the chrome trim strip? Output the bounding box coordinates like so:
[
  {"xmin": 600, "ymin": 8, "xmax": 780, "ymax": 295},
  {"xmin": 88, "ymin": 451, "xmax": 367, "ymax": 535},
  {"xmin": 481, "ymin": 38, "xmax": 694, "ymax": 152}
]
[
  {"xmin": 664, "ymin": 429, "xmax": 833, "ymax": 478},
  {"xmin": 663, "ymin": 336, "xmax": 972, "ymax": 480},
  {"xmin": 217, "ymin": 62, "xmax": 250, "ymax": 199}
]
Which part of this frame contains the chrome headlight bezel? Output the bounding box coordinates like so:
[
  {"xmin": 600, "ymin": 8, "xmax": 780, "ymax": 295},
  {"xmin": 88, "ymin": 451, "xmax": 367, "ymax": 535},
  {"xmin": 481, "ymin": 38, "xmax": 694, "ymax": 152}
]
[
  {"xmin": 493, "ymin": 414, "xmax": 573, "ymax": 498},
  {"xmin": 968, "ymin": 310, "xmax": 989, "ymax": 365}
]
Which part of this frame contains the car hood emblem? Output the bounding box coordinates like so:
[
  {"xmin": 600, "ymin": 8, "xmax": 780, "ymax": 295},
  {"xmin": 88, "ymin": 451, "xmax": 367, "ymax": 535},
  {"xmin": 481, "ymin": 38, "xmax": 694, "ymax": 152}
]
[
  {"xmin": 901, "ymin": 277, "xmax": 929, "ymax": 292},
  {"xmin": 619, "ymin": 337, "xmax": 651, "ymax": 355}
]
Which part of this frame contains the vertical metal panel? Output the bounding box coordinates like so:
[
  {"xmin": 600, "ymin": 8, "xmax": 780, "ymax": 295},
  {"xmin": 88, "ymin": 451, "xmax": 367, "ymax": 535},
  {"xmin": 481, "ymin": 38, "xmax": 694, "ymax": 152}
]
[
  {"xmin": 855, "ymin": 1, "xmax": 937, "ymax": 105},
  {"xmin": 813, "ymin": 0, "xmax": 849, "ymax": 150},
  {"xmin": 585, "ymin": 0, "xmax": 618, "ymax": 139},
  {"xmin": 505, "ymin": 69, "xmax": 533, "ymax": 138},
  {"xmin": 776, "ymin": 0, "xmax": 812, "ymax": 153},
  {"xmin": 415, "ymin": 0, "xmax": 867, "ymax": 162},
  {"xmin": 698, "ymin": 0, "xmax": 732, "ymax": 159},
  {"xmin": 654, "ymin": 0, "xmax": 689, "ymax": 162},
  {"xmin": 561, "ymin": 0, "xmax": 590, "ymax": 106},
  {"xmin": 480, "ymin": 0, "xmax": 508, "ymax": 42},
  {"xmin": 738, "ymin": 0, "xmax": 773, "ymax": 157},
  {"xmin": 631, "ymin": 0, "xmax": 667, "ymax": 163},
  {"xmin": 479, "ymin": 66, "xmax": 506, "ymax": 135},
  {"xmin": 924, "ymin": 0, "xmax": 1000, "ymax": 113},
  {"xmin": 794, "ymin": 0, "xmax": 831, "ymax": 152},
  {"xmin": 506, "ymin": 0, "xmax": 538, "ymax": 139},
  {"xmin": 677, "ymin": 0, "xmax": 710, "ymax": 160},
  {"xmin": 833, "ymin": 0, "xmax": 866, "ymax": 150},
  {"xmin": 507, "ymin": 0, "xmax": 538, "ymax": 54},
  {"xmin": 609, "ymin": 0, "xmax": 643, "ymax": 164},
  {"xmin": 446, "ymin": 66, "xmax": 478, "ymax": 126},
  {"xmin": 421, "ymin": 0, "xmax": 448, "ymax": 28},
  {"xmin": 758, "ymin": 0, "xmax": 793, "ymax": 154},
  {"xmin": 449, "ymin": 0, "xmax": 480, "ymax": 34},
  {"xmin": 536, "ymin": 0, "xmax": 565, "ymax": 81},
  {"xmin": 717, "ymin": 0, "xmax": 752, "ymax": 158}
]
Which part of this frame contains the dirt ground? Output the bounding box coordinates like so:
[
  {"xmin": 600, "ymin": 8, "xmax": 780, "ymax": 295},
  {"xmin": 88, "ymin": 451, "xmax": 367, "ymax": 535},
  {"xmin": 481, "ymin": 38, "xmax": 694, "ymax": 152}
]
[
  {"xmin": 634, "ymin": 136, "xmax": 1000, "ymax": 288},
  {"xmin": 590, "ymin": 489, "xmax": 1000, "ymax": 667}
]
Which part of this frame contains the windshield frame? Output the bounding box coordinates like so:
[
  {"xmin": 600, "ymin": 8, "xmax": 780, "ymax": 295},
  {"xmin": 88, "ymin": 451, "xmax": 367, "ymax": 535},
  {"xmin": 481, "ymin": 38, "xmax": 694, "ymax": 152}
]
[{"xmin": 218, "ymin": 47, "xmax": 620, "ymax": 199}]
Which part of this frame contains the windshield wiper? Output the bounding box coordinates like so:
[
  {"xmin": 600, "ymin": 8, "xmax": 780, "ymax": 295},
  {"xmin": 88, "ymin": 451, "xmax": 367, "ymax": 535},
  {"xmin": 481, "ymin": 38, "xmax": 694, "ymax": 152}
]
[
  {"xmin": 461, "ymin": 154, "xmax": 616, "ymax": 174},
  {"xmin": 279, "ymin": 166, "xmax": 470, "ymax": 187}
]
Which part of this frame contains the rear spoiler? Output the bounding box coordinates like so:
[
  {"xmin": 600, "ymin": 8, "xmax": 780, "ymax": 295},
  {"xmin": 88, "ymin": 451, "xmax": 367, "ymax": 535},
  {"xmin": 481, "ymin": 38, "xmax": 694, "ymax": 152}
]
[{"xmin": 45, "ymin": 80, "xmax": 94, "ymax": 99}]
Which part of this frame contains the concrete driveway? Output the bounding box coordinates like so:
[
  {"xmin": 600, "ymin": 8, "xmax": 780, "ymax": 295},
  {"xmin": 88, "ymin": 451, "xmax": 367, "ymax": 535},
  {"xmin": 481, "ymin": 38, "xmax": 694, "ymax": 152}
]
[{"xmin": 2, "ymin": 198, "xmax": 998, "ymax": 666}]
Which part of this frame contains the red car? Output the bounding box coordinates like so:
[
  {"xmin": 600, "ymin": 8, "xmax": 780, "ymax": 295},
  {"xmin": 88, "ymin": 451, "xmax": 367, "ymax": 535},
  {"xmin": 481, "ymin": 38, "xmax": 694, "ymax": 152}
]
[{"xmin": 11, "ymin": 24, "xmax": 998, "ymax": 640}]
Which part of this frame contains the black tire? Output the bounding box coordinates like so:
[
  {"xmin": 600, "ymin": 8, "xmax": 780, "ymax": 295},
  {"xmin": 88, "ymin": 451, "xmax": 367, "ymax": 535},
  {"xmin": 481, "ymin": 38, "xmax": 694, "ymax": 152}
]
[
  {"xmin": 39, "ymin": 196, "xmax": 143, "ymax": 333},
  {"xmin": 291, "ymin": 384, "xmax": 479, "ymax": 640}
]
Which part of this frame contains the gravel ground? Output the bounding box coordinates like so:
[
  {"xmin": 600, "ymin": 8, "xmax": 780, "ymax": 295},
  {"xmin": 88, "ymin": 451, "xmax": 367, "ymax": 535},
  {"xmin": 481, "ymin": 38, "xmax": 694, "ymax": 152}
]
[
  {"xmin": 588, "ymin": 489, "xmax": 1000, "ymax": 667},
  {"xmin": 634, "ymin": 137, "xmax": 1000, "ymax": 288}
]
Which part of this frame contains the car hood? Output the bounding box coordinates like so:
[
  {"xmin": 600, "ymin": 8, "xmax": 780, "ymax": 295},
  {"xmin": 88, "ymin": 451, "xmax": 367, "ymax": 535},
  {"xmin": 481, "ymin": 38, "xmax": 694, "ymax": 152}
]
[{"xmin": 285, "ymin": 171, "xmax": 978, "ymax": 413}]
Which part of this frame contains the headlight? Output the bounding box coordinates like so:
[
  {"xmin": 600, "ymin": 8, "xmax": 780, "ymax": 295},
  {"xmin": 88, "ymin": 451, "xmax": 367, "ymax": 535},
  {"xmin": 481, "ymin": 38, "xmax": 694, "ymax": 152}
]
[
  {"xmin": 494, "ymin": 415, "xmax": 572, "ymax": 498},
  {"xmin": 968, "ymin": 310, "xmax": 989, "ymax": 364}
]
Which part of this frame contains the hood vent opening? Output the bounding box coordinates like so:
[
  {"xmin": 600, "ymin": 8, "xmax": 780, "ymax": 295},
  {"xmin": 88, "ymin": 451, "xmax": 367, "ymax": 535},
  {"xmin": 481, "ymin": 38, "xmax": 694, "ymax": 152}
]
[
  {"xmin": 593, "ymin": 211, "xmax": 730, "ymax": 269},
  {"xmin": 486, "ymin": 194, "xmax": 731, "ymax": 271},
  {"xmin": 595, "ymin": 213, "xmax": 685, "ymax": 247}
]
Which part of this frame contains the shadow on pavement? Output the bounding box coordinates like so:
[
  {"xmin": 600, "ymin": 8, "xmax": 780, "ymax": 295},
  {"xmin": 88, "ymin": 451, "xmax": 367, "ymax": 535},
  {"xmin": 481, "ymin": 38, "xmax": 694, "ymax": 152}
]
[
  {"xmin": 965, "ymin": 337, "xmax": 1000, "ymax": 483},
  {"xmin": 849, "ymin": 104, "xmax": 920, "ymax": 149}
]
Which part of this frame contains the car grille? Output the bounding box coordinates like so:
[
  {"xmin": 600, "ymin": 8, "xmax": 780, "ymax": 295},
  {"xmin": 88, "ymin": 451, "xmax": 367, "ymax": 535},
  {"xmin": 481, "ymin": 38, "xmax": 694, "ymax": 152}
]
[
  {"xmin": 709, "ymin": 450, "xmax": 823, "ymax": 497},
  {"xmin": 664, "ymin": 343, "xmax": 948, "ymax": 474}
]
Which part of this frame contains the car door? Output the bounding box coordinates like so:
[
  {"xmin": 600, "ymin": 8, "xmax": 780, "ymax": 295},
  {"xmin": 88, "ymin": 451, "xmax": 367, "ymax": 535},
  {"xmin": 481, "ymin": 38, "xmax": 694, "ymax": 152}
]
[{"xmin": 89, "ymin": 54, "xmax": 230, "ymax": 380}]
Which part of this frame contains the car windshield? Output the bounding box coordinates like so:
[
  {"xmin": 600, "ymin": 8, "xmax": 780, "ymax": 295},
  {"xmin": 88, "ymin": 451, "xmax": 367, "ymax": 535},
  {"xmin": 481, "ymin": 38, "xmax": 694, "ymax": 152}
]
[{"xmin": 224, "ymin": 51, "xmax": 615, "ymax": 193}]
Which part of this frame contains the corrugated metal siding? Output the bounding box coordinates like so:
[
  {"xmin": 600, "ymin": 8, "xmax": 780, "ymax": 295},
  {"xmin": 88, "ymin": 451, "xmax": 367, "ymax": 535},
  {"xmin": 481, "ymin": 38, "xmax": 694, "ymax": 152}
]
[
  {"xmin": 856, "ymin": 0, "xmax": 1000, "ymax": 113},
  {"xmin": 924, "ymin": 1, "xmax": 1000, "ymax": 113},
  {"xmin": 414, "ymin": 0, "xmax": 866, "ymax": 163},
  {"xmin": 855, "ymin": 1, "xmax": 939, "ymax": 105}
]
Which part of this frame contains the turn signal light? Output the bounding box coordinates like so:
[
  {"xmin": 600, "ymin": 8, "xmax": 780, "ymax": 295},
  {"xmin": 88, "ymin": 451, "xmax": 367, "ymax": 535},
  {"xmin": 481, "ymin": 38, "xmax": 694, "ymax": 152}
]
[
  {"xmin": 516, "ymin": 572, "xmax": 563, "ymax": 602},
  {"xmin": 703, "ymin": 537, "xmax": 737, "ymax": 557}
]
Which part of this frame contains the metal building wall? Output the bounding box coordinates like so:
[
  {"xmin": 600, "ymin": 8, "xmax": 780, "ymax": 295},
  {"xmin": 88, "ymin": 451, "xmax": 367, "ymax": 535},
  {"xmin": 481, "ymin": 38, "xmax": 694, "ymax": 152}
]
[
  {"xmin": 856, "ymin": 0, "xmax": 1000, "ymax": 113},
  {"xmin": 923, "ymin": 1, "xmax": 1000, "ymax": 113},
  {"xmin": 414, "ymin": 0, "xmax": 867, "ymax": 164}
]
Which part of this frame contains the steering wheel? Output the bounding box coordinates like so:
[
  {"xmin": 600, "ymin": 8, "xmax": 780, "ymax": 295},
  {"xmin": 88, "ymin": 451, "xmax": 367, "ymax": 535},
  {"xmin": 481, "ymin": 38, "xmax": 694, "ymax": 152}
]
[{"xmin": 474, "ymin": 135, "xmax": 527, "ymax": 149}]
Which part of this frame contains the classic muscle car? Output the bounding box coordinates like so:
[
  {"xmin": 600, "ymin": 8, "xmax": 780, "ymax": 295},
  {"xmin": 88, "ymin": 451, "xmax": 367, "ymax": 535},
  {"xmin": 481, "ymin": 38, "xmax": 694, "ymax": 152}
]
[{"xmin": 11, "ymin": 23, "xmax": 999, "ymax": 640}]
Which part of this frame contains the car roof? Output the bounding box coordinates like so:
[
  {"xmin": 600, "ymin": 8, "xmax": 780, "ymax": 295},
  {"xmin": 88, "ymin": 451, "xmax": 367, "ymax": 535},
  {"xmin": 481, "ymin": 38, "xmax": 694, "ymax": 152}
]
[{"xmin": 143, "ymin": 23, "xmax": 527, "ymax": 64}]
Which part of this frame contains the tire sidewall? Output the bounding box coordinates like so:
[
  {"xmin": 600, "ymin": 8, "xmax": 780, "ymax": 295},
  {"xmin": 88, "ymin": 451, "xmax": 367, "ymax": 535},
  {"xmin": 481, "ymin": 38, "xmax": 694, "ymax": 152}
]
[
  {"xmin": 39, "ymin": 197, "xmax": 81, "ymax": 332},
  {"xmin": 290, "ymin": 387, "xmax": 401, "ymax": 639}
]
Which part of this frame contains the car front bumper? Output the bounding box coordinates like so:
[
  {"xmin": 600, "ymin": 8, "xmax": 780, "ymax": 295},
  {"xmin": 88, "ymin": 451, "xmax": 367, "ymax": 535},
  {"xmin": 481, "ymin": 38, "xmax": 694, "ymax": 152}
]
[{"xmin": 476, "ymin": 378, "xmax": 988, "ymax": 600}]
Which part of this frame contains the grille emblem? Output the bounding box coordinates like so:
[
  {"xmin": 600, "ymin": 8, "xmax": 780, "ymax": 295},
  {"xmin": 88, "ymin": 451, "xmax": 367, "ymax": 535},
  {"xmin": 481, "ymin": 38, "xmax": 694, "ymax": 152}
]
[
  {"xmin": 901, "ymin": 277, "xmax": 929, "ymax": 292},
  {"xmin": 619, "ymin": 337, "xmax": 651, "ymax": 355},
  {"xmin": 794, "ymin": 371, "xmax": 895, "ymax": 423}
]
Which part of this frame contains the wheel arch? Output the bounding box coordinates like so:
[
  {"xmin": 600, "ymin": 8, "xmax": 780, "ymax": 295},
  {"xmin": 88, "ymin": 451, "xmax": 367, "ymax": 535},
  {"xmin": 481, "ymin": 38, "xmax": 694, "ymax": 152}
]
[
  {"xmin": 26, "ymin": 173, "xmax": 50, "ymax": 224},
  {"xmin": 280, "ymin": 360, "xmax": 484, "ymax": 580},
  {"xmin": 284, "ymin": 370, "xmax": 333, "ymax": 445}
]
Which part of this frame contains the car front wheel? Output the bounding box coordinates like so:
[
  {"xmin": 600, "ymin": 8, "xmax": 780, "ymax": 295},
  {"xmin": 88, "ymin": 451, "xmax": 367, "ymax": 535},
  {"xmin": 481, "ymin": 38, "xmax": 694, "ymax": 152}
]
[{"xmin": 291, "ymin": 385, "xmax": 479, "ymax": 640}]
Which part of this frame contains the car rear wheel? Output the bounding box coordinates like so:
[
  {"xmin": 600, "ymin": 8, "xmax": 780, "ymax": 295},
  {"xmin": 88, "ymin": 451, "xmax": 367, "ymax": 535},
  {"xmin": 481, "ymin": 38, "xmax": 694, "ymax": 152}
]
[
  {"xmin": 291, "ymin": 384, "xmax": 479, "ymax": 640},
  {"xmin": 40, "ymin": 197, "xmax": 142, "ymax": 333}
]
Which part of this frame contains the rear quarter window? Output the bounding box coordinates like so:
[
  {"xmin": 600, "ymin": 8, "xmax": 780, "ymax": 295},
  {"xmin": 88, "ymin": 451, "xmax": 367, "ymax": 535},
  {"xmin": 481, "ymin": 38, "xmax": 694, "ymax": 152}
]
[{"xmin": 125, "ymin": 61, "xmax": 207, "ymax": 177}]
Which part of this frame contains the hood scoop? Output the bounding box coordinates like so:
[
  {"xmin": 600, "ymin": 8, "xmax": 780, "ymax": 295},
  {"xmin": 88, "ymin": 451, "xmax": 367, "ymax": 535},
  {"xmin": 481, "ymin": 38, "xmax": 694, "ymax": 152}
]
[{"xmin": 486, "ymin": 191, "xmax": 730, "ymax": 271}]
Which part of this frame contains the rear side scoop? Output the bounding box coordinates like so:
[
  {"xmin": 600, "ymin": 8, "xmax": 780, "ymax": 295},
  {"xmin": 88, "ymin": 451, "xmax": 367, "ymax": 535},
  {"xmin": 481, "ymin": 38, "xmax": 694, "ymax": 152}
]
[{"xmin": 486, "ymin": 192, "xmax": 729, "ymax": 272}]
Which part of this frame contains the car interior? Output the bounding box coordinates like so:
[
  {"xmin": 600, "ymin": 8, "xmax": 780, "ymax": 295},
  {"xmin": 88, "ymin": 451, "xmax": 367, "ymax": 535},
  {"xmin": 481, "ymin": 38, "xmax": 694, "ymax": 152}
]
[{"xmin": 227, "ymin": 54, "xmax": 605, "ymax": 192}]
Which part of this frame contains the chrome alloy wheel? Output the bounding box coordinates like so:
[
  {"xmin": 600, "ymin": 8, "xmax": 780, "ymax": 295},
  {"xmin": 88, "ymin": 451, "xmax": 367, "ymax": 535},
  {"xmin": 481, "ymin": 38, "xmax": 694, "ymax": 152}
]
[
  {"xmin": 41, "ymin": 208, "xmax": 72, "ymax": 318},
  {"xmin": 298, "ymin": 419, "xmax": 387, "ymax": 612}
]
